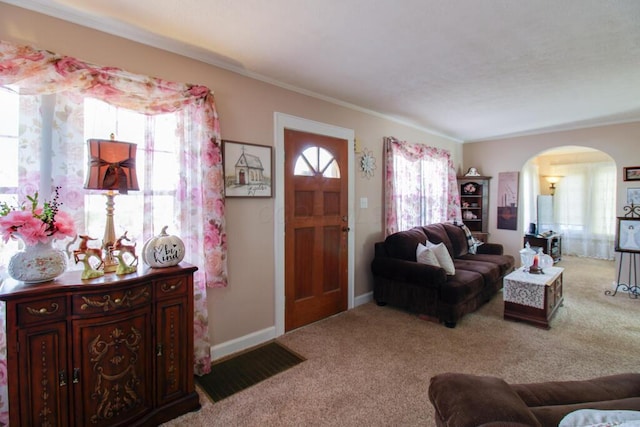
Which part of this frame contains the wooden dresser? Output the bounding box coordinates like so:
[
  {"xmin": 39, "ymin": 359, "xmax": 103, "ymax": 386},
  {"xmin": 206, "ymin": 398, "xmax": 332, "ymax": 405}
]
[{"xmin": 0, "ymin": 263, "xmax": 200, "ymax": 426}]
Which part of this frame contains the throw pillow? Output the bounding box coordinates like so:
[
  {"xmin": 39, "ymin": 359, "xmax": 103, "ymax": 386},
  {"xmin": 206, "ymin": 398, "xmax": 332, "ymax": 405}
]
[
  {"xmin": 416, "ymin": 243, "xmax": 441, "ymax": 267},
  {"xmin": 426, "ymin": 241, "xmax": 456, "ymax": 275},
  {"xmin": 559, "ymin": 409, "xmax": 640, "ymax": 427}
]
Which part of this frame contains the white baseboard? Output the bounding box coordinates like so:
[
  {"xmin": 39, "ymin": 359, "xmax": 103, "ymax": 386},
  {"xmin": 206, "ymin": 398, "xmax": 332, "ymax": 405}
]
[
  {"xmin": 355, "ymin": 291, "xmax": 373, "ymax": 306},
  {"xmin": 210, "ymin": 291, "xmax": 374, "ymax": 361},
  {"xmin": 211, "ymin": 326, "xmax": 276, "ymax": 361}
]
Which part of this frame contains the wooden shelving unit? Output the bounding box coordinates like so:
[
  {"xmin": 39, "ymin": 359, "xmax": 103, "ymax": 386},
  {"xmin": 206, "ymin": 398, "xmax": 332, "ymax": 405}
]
[{"xmin": 457, "ymin": 176, "xmax": 491, "ymax": 242}]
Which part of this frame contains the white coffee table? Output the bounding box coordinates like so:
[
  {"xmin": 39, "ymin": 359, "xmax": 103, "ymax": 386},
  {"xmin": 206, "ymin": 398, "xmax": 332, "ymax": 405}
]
[{"xmin": 503, "ymin": 266, "xmax": 564, "ymax": 329}]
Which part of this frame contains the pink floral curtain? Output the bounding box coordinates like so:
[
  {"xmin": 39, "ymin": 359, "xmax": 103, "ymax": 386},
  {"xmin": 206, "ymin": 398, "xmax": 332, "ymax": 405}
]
[
  {"xmin": 0, "ymin": 39, "xmax": 227, "ymax": 423},
  {"xmin": 384, "ymin": 136, "xmax": 461, "ymax": 235}
]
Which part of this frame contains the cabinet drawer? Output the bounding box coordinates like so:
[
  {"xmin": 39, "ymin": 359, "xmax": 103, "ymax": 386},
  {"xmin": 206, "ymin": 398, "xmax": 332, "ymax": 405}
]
[
  {"xmin": 16, "ymin": 296, "xmax": 67, "ymax": 326},
  {"xmin": 155, "ymin": 275, "xmax": 188, "ymax": 299},
  {"xmin": 73, "ymin": 284, "xmax": 151, "ymax": 314}
]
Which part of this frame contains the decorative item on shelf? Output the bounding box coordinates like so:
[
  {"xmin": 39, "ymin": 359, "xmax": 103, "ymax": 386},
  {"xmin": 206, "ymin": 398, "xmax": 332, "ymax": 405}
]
[
  {"xmin": 73, "ymin": 234, "xmax": 105, "ymax": 279},
  {"xmin": 465, "ymin": 167, "xmax": 480, "ymax": 176},
  {"xmin": 462, "ymin": 182, "xmax": 478, "ymax": 195},
  {"xmin": 113, "ymin": 231, "xmax": 138, "ymax": 275},
  {"xmin": 84, "ymin": 134, "xmax": 139, "ymax": 273},
  {"xmin": 544, "ymin": 176, "xmax": 563, "ymax": 196},
  {"xmin": 360, "ymin": 148, "xmax": 376, "ymax": 179},
  {"xmin": 463, "ymin": 210, "xmax": 477, "ymax": 220},
  {"xmin": 142, "ymin": 226, "xmax": 185, "ymax": 268},
  {"xmin": 0, "ymin": 187, "xmax": 76, "ymax": 283}
]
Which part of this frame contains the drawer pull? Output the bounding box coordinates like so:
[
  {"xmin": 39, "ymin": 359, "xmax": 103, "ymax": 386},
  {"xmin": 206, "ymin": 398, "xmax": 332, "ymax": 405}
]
[
  {"xmin": 73, "ymin": 368, "xmax": 80, "ymax": 384},
  {"xmin": 26, "ymin": 303, "xmax": 60, "ymax": 316},
  {"xmin": 80, "ymin": 287, "xmax": 150, "ymax": 311},
  {"xmin": 161, "ymin": 281, "xmax": 182, "ymax": 293},
  {"xmin": 59, "ymin": 370, "xmax": 67, "ymax": 387}
]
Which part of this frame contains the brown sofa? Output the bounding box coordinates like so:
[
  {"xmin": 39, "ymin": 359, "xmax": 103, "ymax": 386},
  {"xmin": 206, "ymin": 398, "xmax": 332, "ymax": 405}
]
[
  {"xmin": 370, "ymin": 223, "xmax": 514, "ymax": 327},
  {"xmin": 428, "ymin": 372, "xmax": 640, "ymax": 427}
]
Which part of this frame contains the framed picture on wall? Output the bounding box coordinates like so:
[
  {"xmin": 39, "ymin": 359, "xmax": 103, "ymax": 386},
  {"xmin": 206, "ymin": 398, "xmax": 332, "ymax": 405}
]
[
  {"xmin": 623, "ymin": 166, "xmax": 640, "ymax": 181},
  {"xmin": 627, "ymin": 188, "xmax": 640, "ymax": 206},
  {"xmin": 615, "ymin": 217, "xmax": 640, "ymax": 253},
  {"xmin": 223, "ymin": 140, "xmax": 273, "ymax": 198},
  {"xmin": 497, "ymin": 171, "xmax": 519, "ymax": 230}
]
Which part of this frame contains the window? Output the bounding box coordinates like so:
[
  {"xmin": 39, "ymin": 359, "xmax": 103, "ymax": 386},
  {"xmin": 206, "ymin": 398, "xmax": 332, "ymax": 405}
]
[
  {"xmin": 0, "ymin": 86, "xmax": 21, "ymax": 262},
  {"xmin": 383, "ymin": 137, "xmax": 460, "ymax": 235},
  {"xmin": 0, "ymin": 90, "xmax": 182, "ymax": 270},
  {"xmin": 553, "ymin": 161, "xmax": 616, "ymax": 259},
  {"xmin": 82, "ymin": 98, "xmax": 179, "ymax": 246},
  {"xmin": 294, "ymin": 146, "xmax": 340, "ymax": 178}
]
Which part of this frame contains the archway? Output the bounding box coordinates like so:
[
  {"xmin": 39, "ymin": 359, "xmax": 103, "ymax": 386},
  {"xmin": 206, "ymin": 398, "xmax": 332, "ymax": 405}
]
[{"xmin": 521, "ymin": 145, "xmax": 616, "ymax": 260}]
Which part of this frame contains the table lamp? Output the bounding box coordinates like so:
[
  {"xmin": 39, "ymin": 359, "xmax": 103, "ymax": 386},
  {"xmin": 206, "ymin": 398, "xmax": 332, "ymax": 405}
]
[{"xmin": 84, "ymin": 135, "xmax": 139, "ymax": 272}]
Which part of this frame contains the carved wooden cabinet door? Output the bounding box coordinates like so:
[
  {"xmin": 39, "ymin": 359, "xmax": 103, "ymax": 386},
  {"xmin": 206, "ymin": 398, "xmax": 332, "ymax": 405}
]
[
  {"xmin": 16, "ymin": 321, "xmax": 69, "ymax": 426},
  {"xmin": 155, "ymin": 296, "xmax": 188, "ymax": 405},
  {"xmin": 72, "ymin": 307, "xmax": 153, "ymax": 427}
]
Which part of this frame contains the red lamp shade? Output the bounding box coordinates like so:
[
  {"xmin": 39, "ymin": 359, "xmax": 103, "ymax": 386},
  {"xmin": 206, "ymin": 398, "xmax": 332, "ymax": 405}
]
[{"xmin": 84, "ymin": 139, "xmax": 139, "ymax": 194}]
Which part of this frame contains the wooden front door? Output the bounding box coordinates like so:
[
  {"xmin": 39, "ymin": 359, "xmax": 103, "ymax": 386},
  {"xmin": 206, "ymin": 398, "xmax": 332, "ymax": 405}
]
[{"xmin": 284, "ymin": 129, "xmax": 348, "ymax": 331}]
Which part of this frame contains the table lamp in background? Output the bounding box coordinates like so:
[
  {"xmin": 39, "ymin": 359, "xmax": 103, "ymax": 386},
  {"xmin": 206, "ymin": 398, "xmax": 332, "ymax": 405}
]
[{"xmin": 84, "ymin": 135, "xmax": 139, "ymax": 272}]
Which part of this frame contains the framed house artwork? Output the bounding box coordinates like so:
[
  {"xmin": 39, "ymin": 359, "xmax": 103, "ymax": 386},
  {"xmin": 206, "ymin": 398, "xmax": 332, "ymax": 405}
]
[
  {"xmin": 623, "ymin": 166, "xmax": 640, "ymax": 182},
  {"xmin": 615, "ymin": 217, "xmax": 640, "ymax": 253},
  {"xmin": 223, "ymin": 140, "xmax": 273, "ymax": 197}
]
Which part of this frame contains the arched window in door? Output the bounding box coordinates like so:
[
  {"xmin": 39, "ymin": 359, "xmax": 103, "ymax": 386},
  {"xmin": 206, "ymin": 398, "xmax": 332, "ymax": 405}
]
[{"xmin": 293, "ymin": 146, "xmax": 340, "ymax": 178}]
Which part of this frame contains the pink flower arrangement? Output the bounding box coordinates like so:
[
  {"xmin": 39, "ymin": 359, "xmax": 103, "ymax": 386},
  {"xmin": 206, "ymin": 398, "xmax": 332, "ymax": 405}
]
[{"xmin": 0, "ymin": 187, "xmax": 76, "ymax": 246}]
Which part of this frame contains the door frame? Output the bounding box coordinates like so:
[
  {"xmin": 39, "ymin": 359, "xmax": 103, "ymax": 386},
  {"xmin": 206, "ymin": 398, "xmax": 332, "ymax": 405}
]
[{"xmin": 274, "ymin": 112, "xmax": 355, "ymax": 337}]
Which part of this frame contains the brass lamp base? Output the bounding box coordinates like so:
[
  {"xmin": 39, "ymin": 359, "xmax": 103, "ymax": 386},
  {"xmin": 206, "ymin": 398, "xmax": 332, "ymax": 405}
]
[{"xmin": 101, "ymin": 191, "xmax": 118, "ymax": 273}]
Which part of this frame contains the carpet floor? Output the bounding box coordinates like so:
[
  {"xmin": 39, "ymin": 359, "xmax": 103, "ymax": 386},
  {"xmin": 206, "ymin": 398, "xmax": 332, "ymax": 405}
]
[
  {"xmin": 196, "ymin": 341, "xmax": 305, "ymax": 402},
  {"xmin": 162, "ymin": 256, "xmax": 640, "ymax": 426}
]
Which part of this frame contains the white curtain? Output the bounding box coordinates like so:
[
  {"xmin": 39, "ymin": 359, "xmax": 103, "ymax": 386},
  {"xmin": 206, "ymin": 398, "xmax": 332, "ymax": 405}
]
[
  {"xmin": 521, "ymin": 161, "xmax": 541, "ymax": 233},
  {"xmin": 553, "ymin": 161, "xmax": 616, "ymax": 259}
]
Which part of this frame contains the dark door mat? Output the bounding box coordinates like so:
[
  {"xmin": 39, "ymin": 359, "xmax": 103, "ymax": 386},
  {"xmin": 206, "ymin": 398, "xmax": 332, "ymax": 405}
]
[{"xmin": 195, "ymin": 341, "xmax": 305, "ymax": 402}]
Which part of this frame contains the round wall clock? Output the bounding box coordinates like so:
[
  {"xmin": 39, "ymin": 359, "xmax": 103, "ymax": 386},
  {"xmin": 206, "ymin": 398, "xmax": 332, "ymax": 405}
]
[{"xmin": 360, "ymin": 148, "xmax": 376, "ymax": 179}]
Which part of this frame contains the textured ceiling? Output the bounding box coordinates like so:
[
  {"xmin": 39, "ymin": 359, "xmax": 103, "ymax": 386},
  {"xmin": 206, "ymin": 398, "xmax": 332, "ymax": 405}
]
[{"xmin": 5, "ymin": 0, "xmax": 640, "ymax": 142}]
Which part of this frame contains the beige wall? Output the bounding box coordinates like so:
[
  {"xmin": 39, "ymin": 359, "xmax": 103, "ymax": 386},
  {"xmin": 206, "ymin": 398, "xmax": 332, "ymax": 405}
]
[
  {"xmin": 463, "ymin": 122, "xmax": 640, "ymax": 261},
  {"xmin": 0, "ymin": 4, "xmax": 462, "ymax": 349}
]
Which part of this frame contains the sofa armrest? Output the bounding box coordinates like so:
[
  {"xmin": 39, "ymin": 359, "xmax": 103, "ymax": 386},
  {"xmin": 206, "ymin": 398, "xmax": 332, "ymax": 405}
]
[
  {"xmin": 477, "ymin": 243, "xmax": 504, "ymax": 255},
  {"xmin": 428, "ymin": 373, "xmax": 541, "ymax": 427},
  {"xmin": 371, "ymin": 256, "xmax": 446, "ymax": 288}
]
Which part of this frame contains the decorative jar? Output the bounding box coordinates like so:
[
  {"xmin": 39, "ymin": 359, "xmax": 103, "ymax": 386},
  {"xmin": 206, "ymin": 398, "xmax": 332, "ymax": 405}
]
[
  {"xmin": 519, "ymin": 242, "xmax": 536, "ymax": 273},
  {"xmin": 7, "ymin": 238, "xmax": 67, "ymax": 283}
]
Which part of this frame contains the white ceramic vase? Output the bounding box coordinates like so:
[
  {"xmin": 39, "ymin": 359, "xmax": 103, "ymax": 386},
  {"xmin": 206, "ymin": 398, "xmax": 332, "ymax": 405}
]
[{"xmin": 8, "ymin": 238, "xmax": 67, "ymax": 283}]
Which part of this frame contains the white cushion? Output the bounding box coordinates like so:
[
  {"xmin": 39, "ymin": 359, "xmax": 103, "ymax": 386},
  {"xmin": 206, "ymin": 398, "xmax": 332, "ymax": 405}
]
[
  {"xmin": 559, "ymin": 409, "xmax": 640, "ymax": 427},
  {"xmin": 426, "ymin": 241, "xmax": 456, "ymax": 275},
  {"xmin": 416, "ymin": 243, "xmax": 441, "ymax": 267}
]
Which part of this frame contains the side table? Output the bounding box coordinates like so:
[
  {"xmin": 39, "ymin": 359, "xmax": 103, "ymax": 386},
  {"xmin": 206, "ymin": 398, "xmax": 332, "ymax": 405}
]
[
  {"xmin": 503, "ymin": 266, "xmax": 564, "ymax": 329},
  {"xmin": 523, "ymin": 234, "xmax": 562, "ymax": 263}
]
